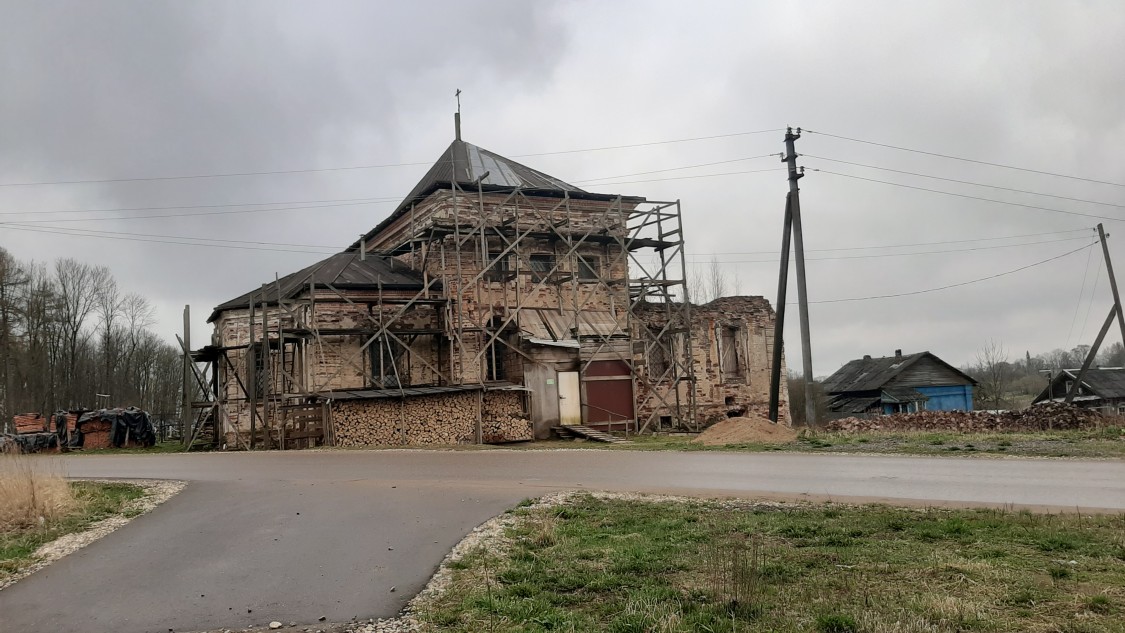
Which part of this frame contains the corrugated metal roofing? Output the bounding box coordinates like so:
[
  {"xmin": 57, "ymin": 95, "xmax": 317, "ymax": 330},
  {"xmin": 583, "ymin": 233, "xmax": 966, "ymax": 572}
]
[
  {"xmin": 1062, "ymin": 367, "xmax": 1125, "ymax": 398},
  {"xmin": 881, "ymin": 387, "xmax": 929, "ymax": 403},
  {"xmin": 209, "ymin": 252, "xmax": 426, "ymax": 322},
  {"xmin": 821, "ymin": 351, "xmax": 976, "ymax": 394},
  {"xmin": 351, "ymin": 137, "xmax": 645, "ymax": 252}
]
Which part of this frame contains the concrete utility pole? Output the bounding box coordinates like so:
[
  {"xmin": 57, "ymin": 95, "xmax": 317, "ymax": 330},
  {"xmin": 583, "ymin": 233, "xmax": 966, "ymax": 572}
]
[
  {"xmin": 1066, "ymin": 225, "xmax": 1125, "ymax": 403},
  {"xmin": 765, "ymin": 127, "xmax": 819, "ymax": 424},
  {"xmin": 768, "ymin": 194, "xmax": 792, "ymax": 422}
]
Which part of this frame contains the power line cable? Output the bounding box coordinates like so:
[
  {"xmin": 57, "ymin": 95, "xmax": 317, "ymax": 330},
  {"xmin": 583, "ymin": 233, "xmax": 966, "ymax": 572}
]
[
  {"xmin": 812, "ymin": 169, "xmax": 1124, "ymax": 223},
  {"xmin": 687, "ymin": 235, "xmax": 1092, "ymax": 263},
  {"xmin": 1078, "ymin": 257, "xmax": 1104, "ymax": 345},
  {"xmin": 0, "ymin": 222, "xmax": 346, "ymax": 250},
  {"xmin": 804, "ymin": 129, "xmax": 1125, "ymax": 188},
  {"xmin": 804, "ymin": 242, "xmax": 1095, "ymax": 304},
  {"xmin": 803, "ymin": 155, "xmax": 1125, "ymax": 209},
  {"xmin": 0, "ymin": 195, "xmax": 402, "ymax": 217},
  {"xmin": 574, "ymin": 154, "xmax": 779, "ymax": 184},
  {"xmin": 1066, "ymin": 241, "xmax": 1097, "ymax": 349},
  {"xmin": 0, "ymin": 128, "xmax": 785, "ymax": 188},
  {"xmin": 688, "ymin": 228, "xmax": 1092, "ymax": 256},
  {"xmin": 1, "ymin": 224, "xmax": 339, "ymax": 254}
]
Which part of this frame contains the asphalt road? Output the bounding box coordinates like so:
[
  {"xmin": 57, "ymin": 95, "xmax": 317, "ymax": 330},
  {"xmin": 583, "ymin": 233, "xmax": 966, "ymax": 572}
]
[{"xmin": 2, "ymin": 450, "xmax": 1123, "ymax": 633}]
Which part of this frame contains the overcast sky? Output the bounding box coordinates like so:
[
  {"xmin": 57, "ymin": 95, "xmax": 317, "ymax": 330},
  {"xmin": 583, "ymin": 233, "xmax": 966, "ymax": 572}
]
[{"xmin": 2, "ymin": 0, "xmax": 1123, "ymax": 377}]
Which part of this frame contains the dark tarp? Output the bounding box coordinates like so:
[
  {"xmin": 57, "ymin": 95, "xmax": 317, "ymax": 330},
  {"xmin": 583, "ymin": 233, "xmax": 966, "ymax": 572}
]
[
  {"xmin": 0, "ymin": 432, "xmax": 59, "ymax": 453},
  {"xmin": 73, "ymin": 407, "xmax": 157, "ymax": 448}
]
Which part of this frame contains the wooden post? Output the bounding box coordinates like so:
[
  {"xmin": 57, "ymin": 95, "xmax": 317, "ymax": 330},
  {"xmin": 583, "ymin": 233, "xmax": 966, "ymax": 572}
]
[
  {"xmin": 181, "ymin": 305, "xmax": 191, "ymax": 446},
  {"xmin": 248, "ymin": 296, "xmax": 256, "ymax": 450},
  {"xmin": 476, "ymin": 389, "xmax": 483, "ymax": 444},
  {"xmin": 1097, "ymin": 224, "xmax": 1125, "ymax": 347}
]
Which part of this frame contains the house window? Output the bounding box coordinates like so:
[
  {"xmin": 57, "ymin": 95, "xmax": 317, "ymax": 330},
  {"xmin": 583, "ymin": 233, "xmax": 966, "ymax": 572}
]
[
  {"xmin": 529, "ymin": 253, "xmax": 556, "ymax": 283},
  {"xmin": 370, "ymin": 337, "xmax": 405, "ymax": 389},
  {"xmin": 576, "ymin": 254, "xmax": 601, "ymax": 281},
  {"xmin": 720, "ymin": 326, "xmax": 741, "ymax": 376},
  {"xmin": 1065, "ymin": 380, "xmax": 1075, "ymax": 395}
]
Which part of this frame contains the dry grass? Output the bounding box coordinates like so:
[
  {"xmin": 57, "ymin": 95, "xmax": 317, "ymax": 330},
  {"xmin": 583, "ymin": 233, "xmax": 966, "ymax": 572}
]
[{"xmin": 0, "ymin": 449, "xmax": 77, "ymax": 530}]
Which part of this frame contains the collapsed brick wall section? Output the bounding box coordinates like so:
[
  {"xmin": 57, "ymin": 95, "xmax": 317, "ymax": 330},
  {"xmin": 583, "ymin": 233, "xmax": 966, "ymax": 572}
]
[
  {"xmin": 634, "ymin": 296, "xmax": 790, "ymax": 428},
  {"xmin": 331, "ymin": 390, "xmax": 531, "ymax": 446}
]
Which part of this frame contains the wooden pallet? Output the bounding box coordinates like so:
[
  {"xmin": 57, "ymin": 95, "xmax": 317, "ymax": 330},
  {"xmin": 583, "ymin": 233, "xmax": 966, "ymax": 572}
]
[{"xmin": 552, "ymin": 425, "xmax": 630, "ymax": 444}]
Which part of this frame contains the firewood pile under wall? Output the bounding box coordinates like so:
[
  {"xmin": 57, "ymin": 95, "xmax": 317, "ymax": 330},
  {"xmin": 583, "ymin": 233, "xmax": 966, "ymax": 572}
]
[
  {"xmin": 332, "ymin": 390, "xmax": 531, "ymax": 446},
  {"xmin": 826, "ymin": 402, "xmax": 1106, "ymax": 433}
]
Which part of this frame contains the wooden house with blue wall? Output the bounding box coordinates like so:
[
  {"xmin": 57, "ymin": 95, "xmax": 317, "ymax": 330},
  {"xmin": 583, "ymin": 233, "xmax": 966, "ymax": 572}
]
[{"xmin": 822, "ymin": 350, "xmax": 976, "ymax": 416}]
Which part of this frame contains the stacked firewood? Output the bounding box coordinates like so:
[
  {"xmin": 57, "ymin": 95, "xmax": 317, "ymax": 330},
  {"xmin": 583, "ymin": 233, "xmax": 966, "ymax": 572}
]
[
  {"xmin": 333, "ymin": 392, "xmax": 476, "ymax": 446},
  {"xmin": 332, "ymin": 390, "xmax": 533, "ymax": 446},
  {"xmin": 826, "ymin": 402, "xmax": 1105, "ymax": 433}
]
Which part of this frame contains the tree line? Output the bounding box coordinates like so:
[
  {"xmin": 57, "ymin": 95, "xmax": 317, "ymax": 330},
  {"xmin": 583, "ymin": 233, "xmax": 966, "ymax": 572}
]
[
  {"xmin": 963, "ymin": 339, "xmax": 1125, "ymax": 410},
  {"xmin": 0, "ymin": 247, "xmax": 183, "ymax": 431}
]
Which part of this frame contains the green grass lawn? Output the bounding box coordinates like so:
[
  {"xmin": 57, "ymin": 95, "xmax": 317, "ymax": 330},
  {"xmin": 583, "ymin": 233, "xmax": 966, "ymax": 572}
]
[
  {"xmin": 0, "ymin": 481, "xmax": 144, "ymax": 582},
  {"xmin": 421, "ymin": 494, "xmax": 1125, "ymax": 632},
  {"xmin": 531, "ymin": 426, "xmax": 1125, "ymax": 459}
]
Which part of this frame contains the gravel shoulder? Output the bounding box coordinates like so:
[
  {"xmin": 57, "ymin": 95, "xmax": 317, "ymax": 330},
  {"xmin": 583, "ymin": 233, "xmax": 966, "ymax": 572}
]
[{"xmin": 0, "ymin": 478, "xmax": 185, "ymax": 592}]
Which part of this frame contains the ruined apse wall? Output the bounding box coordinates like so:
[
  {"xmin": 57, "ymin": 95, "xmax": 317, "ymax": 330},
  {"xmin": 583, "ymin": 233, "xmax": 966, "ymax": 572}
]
[{"xmin": 634, "ymin": 296, "xmax": 790, "ymax": 428}]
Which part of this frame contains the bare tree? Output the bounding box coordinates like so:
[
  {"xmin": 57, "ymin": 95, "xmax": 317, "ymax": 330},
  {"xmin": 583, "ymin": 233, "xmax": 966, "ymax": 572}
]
[
  {"xmin": 54, "ymin": 259, "xmax": 109, "ymax": 406},
  {"xmin": 707, "ymin": 255, "xmax": 727, "ymax": 304},
  {"xmin": 975, "ymin": 339, "xmax": 1009, "ymax": 410},
  {"xmin": 0, "ymin": 248, "xmax": 29, "ymax": 431},
  {"xmin": 95, "ymin": 276, "xmax": 123, "ymax": 395}
]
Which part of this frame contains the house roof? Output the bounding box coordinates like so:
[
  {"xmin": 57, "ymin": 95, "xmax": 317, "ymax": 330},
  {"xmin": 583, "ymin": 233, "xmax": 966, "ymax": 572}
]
[
  {"xmin": 208, "ymin": 252, "xmax": 427, "ymax": 322},
  {"xmin": 820, "ymin": 351, "xmax": 977, "ymax": 393},
  {"xmin": 350, "ymin": 137, "xmax": 644, "ymax": 251},
  {"xmin": 881, "ymin": 386, "xmax": 929, "ymax": 403},
  {"xmin": 1037, "ymin": 367, "xmax": 1125, "ymax": 401}
]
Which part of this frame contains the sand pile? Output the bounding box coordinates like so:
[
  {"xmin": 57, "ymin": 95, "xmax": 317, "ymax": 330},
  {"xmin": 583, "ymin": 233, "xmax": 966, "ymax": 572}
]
[{"xmin": 693, "ymin": 415, "xmax": 797, "ymax": 446}]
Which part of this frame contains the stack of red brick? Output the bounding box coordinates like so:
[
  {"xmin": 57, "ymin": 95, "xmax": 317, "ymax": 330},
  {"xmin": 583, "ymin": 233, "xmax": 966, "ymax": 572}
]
[
  {"xmin": 13, "ymin": 413, "xmax": 47, "ymax": 434},
  {"xmin": 826, "ymin": 402, "xmax": 1105, "ymax": 433}
]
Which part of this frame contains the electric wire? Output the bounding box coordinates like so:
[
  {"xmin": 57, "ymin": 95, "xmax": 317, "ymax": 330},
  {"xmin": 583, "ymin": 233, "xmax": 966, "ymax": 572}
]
[
  {"xmin": 804, "ymin": 130, "xmax": 1125, "ymax": 188},
  {"xmin": 688, "ymin": 227, "xmax": 1093, "ymax": 257},
  {"xmin": 811, "ymin": 169, "xmax": 1124, "ymax": 223},
  {"xmin": 804, "ymin": 242, "xmax": 1095, "ymax": 304},
  {"xmin": 0, "ymin": 128, "xmax": 785, "ymax": 188},
  {"xmin": 1078, "ymin": 257, "xmax": 1104, "ymax": 345},
  {"xmin": 1066, "ymin": 241, "xmax": 1097, "ymax": 349},
  {"xmin": 687, "ymin": 235, "xmax": 1091, "ymax": 263},
  {"xmin": 573, "ymin": 154, "xmax": 779, "ymax": 184},
  {"xmin": 802, "ymin": 155, "xmax": 1125, "ymax": 209}
]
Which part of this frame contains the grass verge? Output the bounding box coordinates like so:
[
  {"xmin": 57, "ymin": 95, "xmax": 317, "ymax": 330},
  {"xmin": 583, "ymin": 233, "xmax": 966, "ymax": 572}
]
[
  {"xmin": 529, "ymin": 426, "xmax": 1125, "ymax": 459},
  {"xmin": 420, "ymin": 493, "xmax": 1125, "ymax": 632},
  {"xmin": 1, "ymin": 469, "xmax": 144, "ymax": 584}
]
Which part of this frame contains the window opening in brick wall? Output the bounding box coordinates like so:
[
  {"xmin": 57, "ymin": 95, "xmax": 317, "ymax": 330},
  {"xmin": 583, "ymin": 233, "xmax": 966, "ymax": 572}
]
[
  {"xmin": 371, "ymin": 337, "xmax": 406, "ymax": 389},
  {"xmin": 720, "ymin": 326, "xmax": 742, "ymax": 376},
  {"xmin": 576, "ymin": 254, "xmax": 601, "ymax": 281},
  {"xmin": 486, "ymin": 316, "xmax": 506, "ymax": 381},
  {"xmin": 529, "ymin": 253, "xmax": 556, "ymax": 283}
]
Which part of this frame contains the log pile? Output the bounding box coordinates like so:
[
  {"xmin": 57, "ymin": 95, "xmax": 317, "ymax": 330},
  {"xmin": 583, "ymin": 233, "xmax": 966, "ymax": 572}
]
[
  {"xmin": 332, "ymin": 390, "xmax": 532, "ymax": 446},
  {"xmin": 333, "ymin": 392, "xmax": 477, "ymax": 446},
  {"xmin": 482, "ymin": 391, "xmax": 532, "ymax": 442},
  {"xmin": 826, "ymin": 402, "xmax": 1105, "ymax": 433}
]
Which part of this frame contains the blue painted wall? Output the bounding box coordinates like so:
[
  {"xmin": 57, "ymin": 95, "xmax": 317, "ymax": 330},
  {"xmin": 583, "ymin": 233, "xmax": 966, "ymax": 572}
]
[{"xmin": 916, "ymin": 385, "xmax": 974, "ymax": 411}]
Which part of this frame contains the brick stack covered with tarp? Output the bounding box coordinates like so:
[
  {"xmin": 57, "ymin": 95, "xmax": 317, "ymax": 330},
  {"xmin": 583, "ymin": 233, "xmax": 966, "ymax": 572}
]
[
  {"xmin": 2, "ymin": 412, "xmax": 59, "ymax": 453},
  {"xmin": 71, "ymin": 408, "xmax": 157, "ymax": 449}
]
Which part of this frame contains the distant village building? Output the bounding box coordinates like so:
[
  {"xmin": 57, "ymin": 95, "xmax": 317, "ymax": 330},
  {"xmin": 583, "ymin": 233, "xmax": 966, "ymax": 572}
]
[
  {"xmin": 822, "ymin": 350, "xmax": 976, "ymax": 417},
  {"xmin": 193, "ymin": 124, "xmax": 788, "ymax": 448},
  {"xmin": 1032, "ymin": 367, "xmax": 1125, "ymax": 414}
]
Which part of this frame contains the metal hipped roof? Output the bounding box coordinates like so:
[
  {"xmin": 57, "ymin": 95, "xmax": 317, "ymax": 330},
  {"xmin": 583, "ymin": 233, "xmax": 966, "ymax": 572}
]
[{"xmin": 209, "ymin": 252, "xmax": 427, "ymax": 322}]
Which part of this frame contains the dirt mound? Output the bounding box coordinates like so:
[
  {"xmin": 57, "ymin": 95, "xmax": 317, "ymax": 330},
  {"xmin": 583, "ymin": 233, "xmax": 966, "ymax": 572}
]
[
  {"xmin": 693, "ymin": 415, "xmax": 797, "ymax": 446},
  {"xmin": 826, "ymin": 402, "xmax": 1105, "ymax": 433}
]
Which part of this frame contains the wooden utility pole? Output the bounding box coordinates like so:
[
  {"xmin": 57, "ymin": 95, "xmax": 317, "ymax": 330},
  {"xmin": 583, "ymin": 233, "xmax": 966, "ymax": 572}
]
[
  {"xmin": 1065, "ymin": 225, "xmax": 1123, "ymax": 403},
  {"xmin": 765, "ymin": 127, "xmax": 819, "ymax": 424},
  {"xmin": 768, "ymin": 194, "xmax": 792, "ymax": 422},
  {"xmin": 181, "ymin": 305, "xmax": 191, "ymax": 446}
]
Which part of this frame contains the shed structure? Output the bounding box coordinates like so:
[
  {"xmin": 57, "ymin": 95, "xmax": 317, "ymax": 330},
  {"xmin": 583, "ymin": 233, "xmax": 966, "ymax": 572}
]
[{"xmin": 192, "ymin": 125, "xmax": 788, "ymax": 448}]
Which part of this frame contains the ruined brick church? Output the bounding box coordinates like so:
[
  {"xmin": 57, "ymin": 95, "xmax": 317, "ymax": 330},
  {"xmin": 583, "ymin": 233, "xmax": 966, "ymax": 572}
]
[{"xmin": 194, "ymin": 119, "xmax": 788, "ymax": 448}]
